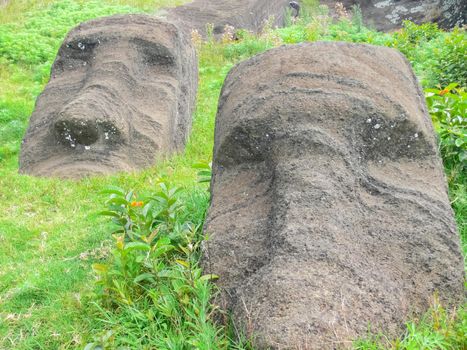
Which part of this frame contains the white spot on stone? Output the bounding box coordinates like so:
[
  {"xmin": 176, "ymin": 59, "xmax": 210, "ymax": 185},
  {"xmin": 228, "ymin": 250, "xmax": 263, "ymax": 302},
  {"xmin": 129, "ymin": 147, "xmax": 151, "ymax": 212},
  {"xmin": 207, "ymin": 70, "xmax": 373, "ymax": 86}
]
[
  {"xmin": 375, "ymin": 0, "xmax": 393, "ymax": 9},
  {"xmin": 374, "ymin": 124, "xmax": 381, "ymax": 129},
  {"xmin": 84, "ymin": 146, "xmax": 90, "ymax": 150},
  {"xmin": 395, "ymin": 6, "xmax": 408, "ymax": 13},
  {"xmin": 410, "ymin": 6, "xmax": 424, "ymax": 13}
]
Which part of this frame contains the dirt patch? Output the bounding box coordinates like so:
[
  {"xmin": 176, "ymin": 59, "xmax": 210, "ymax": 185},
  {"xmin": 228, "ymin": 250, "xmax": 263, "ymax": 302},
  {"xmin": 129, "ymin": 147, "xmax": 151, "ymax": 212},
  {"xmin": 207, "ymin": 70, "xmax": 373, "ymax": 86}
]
[
  {"xmin": 19, "ymin": 14, "xmax": 197, "ymax": 178},
  {"xmin": 203, "ymin": 42, "xmax": 465, "ymax": 349}
]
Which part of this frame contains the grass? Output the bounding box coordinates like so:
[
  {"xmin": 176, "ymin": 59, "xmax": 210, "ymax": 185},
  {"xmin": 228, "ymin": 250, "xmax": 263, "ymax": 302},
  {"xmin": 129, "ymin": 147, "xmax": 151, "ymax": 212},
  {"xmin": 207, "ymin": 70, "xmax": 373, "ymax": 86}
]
[{"xmin": 0, "ymin": 1, "xmax": 465, "ymax": 349}]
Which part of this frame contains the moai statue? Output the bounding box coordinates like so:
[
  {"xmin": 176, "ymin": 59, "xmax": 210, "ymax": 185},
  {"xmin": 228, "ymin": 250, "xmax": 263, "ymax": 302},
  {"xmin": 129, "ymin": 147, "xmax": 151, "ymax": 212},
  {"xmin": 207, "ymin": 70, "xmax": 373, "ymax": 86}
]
[
  {"xmin": 20, "ymin": 15, "xmax": 197, "ymax": 177},
  {"xmin": 204, "ymin": 42, "xmax": 464, "ymax": 349}
]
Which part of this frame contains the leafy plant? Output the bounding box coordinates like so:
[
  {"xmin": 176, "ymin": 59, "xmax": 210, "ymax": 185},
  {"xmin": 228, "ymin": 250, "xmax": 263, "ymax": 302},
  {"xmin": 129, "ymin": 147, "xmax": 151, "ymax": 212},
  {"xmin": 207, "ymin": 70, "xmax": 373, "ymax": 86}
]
[
  {"xmin": 425, "ymin": 84, "xmax": 466, "ymax": 177},
  {"xmin": 90, "ymin": 180, "xmax": 222, "ymax": 348},
  {"xmin": 351, "ymin": 4, "xmax": 363, "ymax": 33},
  {"xmin": 391, "ymin": 21, "xmax": 440, "ymax": 59},
  {"xmin": 435, "ymin": 29, "xmax": 467, "ymax": 88},
  {"xmin": 193, "ymin": 161, "xmax": 212, "ymax": 184}
]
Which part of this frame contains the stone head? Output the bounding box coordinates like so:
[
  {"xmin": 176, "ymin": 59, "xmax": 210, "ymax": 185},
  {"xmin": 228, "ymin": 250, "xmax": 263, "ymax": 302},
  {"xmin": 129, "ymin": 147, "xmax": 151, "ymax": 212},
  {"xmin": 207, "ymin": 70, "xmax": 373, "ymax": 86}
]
[
  {"xmin": 20, "ymin": 14, "xmax": 197, "ymax": 177},
  {"xmin": 204, "ymin": 42, "xmax": 463, "ymax": 348}
]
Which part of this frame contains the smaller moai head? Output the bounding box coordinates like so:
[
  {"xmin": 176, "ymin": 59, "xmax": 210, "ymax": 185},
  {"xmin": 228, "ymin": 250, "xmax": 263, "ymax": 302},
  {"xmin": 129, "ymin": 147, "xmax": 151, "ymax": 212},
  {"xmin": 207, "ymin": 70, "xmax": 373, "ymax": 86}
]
[{"xmin": 20, "ymin": 14, "xmax": 197, "ymax": 177}]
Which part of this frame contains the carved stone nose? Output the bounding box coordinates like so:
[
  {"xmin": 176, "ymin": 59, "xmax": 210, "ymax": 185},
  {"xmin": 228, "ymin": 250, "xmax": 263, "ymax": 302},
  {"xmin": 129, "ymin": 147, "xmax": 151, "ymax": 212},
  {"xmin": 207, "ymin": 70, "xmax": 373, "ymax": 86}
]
[{"xmin": 54, "ymin": 117, "xmax": 99, "ymax": 147}]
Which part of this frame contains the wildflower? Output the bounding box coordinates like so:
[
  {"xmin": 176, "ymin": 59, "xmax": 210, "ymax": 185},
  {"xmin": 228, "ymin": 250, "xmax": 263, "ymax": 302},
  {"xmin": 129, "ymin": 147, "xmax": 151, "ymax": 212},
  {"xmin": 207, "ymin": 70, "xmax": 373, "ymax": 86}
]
[
  {"xmin": 222, "ymin": 24, "xmax": 236, "ymax": 43},
  {"xmin": 335, "ymin": 2, "xmax": 349, "ymax": 20},
  {"xmin": 130, "ymin": 201, "xmax": 144, "ymax": 207},
  {"xmin": 191, "ymin": 29, "xmax": 202, "ymax": 47}
]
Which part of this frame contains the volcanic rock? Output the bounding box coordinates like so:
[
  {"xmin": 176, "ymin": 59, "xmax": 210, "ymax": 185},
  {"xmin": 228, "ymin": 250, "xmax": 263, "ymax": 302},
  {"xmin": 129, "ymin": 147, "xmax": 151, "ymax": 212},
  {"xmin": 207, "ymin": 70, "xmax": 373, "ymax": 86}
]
[{"xmin": 321, "ymin": 0, "xmax": 466, "ymax": 31}]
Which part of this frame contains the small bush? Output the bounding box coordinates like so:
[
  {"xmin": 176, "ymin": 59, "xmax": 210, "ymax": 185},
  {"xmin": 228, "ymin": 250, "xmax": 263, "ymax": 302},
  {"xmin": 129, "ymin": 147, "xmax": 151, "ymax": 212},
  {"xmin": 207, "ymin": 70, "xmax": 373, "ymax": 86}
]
[
  {"xmin": 223, "ymin": 31, "xmax": 274, "ymax": 61},
  {"xmin": 391, "ymin": 21, "xmax": 440, "ymax": 59},
  {"xmin": 435, "ymin": 29, "xmax": 467, "ymax": 88},
  {"xmin": 425, "ymin": 84, "xmax": 466, "ymax": 178},
  {"xmin": 90, "ymin": 180, "xmax": 224, "ymax": 348}
]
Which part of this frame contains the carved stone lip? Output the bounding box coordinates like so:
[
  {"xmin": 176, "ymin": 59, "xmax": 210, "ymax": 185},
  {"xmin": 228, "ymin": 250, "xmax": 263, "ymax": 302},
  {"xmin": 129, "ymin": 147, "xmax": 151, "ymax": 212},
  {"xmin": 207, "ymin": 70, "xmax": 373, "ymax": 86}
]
[{"xmin": 20, "ymin": 157, "xmax": 133, "ymax": 179}]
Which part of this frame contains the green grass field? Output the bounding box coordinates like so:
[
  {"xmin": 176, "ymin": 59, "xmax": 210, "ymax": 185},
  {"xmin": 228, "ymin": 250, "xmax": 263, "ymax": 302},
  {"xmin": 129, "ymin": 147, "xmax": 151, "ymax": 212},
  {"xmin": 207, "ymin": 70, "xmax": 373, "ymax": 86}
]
[{"xmin": 0, "ymin": 1, "xmax": 465, "ymax": 349}]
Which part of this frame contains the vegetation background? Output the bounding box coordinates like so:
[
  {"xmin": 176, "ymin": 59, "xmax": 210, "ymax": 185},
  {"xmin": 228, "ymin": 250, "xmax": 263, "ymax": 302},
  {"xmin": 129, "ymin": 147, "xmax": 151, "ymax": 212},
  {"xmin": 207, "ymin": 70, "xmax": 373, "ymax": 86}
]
[{"xmin": 0, "ymin": 0, "xmax": 465, "ymax": 349}]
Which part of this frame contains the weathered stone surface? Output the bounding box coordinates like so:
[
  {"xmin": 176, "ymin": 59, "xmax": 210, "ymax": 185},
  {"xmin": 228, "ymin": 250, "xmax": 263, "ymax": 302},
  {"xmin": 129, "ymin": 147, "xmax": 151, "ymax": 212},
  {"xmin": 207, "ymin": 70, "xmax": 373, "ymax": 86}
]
[
  {"xmin": 165, "ymin": 0, "xmax": 290, "ymax": 37},
  {"xmin": 204, "ymin": 42, "xmax": 464, "ymax": 349},
  {"xmin": 321, "ymin": 0, "xmax": 466, "ymax": 31},
  {"xmin": 19, "ymin": 14, "xmax": 197, "ymax": 178}
]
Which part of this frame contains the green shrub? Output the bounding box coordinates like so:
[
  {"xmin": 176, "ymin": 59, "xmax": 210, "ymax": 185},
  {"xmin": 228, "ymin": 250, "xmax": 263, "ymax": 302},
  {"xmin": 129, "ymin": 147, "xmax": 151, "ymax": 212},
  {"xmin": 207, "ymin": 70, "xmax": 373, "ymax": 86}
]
[
  {"xmin": 435, "ymin": 29, "xmax": 467, "ymax": 88},
  {"xmin": 277, "ymin": 24, "xmax": 308, "ymax": 43},
  {"xmin": 90, "ymin": 180, "xmax": 224, "ymax": 348},
  {"xmin": 351, "ymin": 4, "xmax": 363, "ymax": 33},
  {"xmin": 387, "ymin": 23, "xmax": 466, "ymax": 88},
  {"xmin": 391, "ymin": 21, "xmax": 440, "ymax": 60},
  {"xmin": 425, "ymin": 84, "xmax": 466, "ymax": 178},
  {"xmin": 223, "ymin": 31, "xmax": 274, "ymax": 61}
]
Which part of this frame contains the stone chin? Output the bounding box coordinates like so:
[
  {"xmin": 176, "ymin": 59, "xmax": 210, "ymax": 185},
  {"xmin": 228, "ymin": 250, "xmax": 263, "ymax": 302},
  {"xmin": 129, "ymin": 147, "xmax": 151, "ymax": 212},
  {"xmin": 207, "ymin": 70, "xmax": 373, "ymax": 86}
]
[{"xmin": 19, "ymin": 14, "xmax": 197, "ymax": 178}]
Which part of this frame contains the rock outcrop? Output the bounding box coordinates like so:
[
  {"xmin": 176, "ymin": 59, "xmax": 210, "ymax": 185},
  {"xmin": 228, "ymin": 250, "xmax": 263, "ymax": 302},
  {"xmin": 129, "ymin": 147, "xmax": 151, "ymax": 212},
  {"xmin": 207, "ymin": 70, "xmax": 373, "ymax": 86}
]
[
  {"xmin": 321, "ymin": 0, "xmax": 466, "ymax": 31},
  {"xmin": 166, "ymin": 0, "xmax": 290, "ymax": 37},
  {"xmin": 204, "ymin": 42, "xmax": 465, "ymax": 349},
  {"xmin": 19, "ymin": 15, "xmax": 197, "ymax": 177}
]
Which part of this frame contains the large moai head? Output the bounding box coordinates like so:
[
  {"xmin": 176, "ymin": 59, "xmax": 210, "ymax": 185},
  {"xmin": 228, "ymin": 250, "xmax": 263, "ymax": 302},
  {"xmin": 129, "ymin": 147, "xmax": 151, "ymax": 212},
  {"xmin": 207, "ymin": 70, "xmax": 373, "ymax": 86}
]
[
  {"xmin": 19, "ymin": 15, "xmax": 197, "ymax": 178},
  {"xmin": 204, "ymin": 42, "xmax": 464, "ymax": 348}
]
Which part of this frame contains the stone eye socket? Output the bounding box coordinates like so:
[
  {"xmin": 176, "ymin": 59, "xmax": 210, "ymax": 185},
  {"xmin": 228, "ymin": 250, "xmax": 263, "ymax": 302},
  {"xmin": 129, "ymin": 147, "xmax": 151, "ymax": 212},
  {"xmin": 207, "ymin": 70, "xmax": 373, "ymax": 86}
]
[
  {"xmin": 63, "ymin": 38, "xmax": 99, "ymax": 60},
  {"xmin": 55, "ymin": 38, "xmax": 99, "ymax": 72},
  {"xmin": 66, "ymin": 38, "xmax": 98, "ymax": 51},
  {"xmin": 143, "ymin": 49, "xmax": 175, "ymax": 66},
  {"xmin": 132, "ymin": 39, "xmax": 176, "ymax": 69}
]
